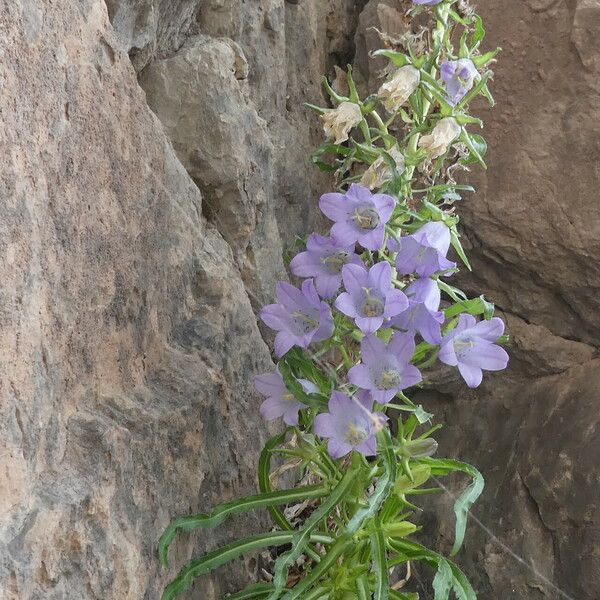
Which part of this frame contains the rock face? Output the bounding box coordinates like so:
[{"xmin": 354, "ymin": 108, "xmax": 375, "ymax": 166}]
[{"xmin": 1, "ymin": 1, "xmax": 599, "ymax": 600}]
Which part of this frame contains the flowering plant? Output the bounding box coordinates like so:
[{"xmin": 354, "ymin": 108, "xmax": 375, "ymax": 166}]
[{"xmin": 159, "ymin": 1, "xmax": 506, "ymax": 598}]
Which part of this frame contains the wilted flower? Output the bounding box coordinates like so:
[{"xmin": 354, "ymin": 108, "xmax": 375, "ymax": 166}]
[
  {"xmin": 260, "ymin": 280, "xmax": 334, "ymax": 358},
  {"xmin": 335, "ymin": 261, "xmax": 409, "ymax": 334},
  {"xmin": 441, "ymin": 58, "xmax": 479, "ymax": 106},
  {"xmin": 377, "ymin": 65, "xmax": 421, "ymax": 113},
  {"xmin": 389, "ymin": 221, "xmax": 456, "ymax": 278},
  {"xmin": 254, "ymin": 370, "xmax": 318, "ymax": 426},
  {"xmin": 391, "ymin": 278, "xmax": 444, "ymax": 344},
  {"xmin": 289, "ymin": 234, "xmax": 363, "ymax": 299},
  {"xmin": 348, "ymin": 333, "xmax": 423, "ymax": 403},
  {"xmin": 320, "ymin": 101, "xmax": 363, "ymax": 145},
  {"xmin": 418, "ymin": 117, "xmax": 461, "ymax": 159},
  {"xmin": 439, "ymin": 314, "xmax": 509, "ymax": 388},
  {"xmin": 314, "ymin": 391, "xmax": 387, "ymax": 458},
  {"xmin": 360, "ymin": 146, "xmax": 406, "ymax": 190},
  {"xmin": 320, "ymin": 183, "xmax": 395, "ymax": 251},
  {"xmin": 412, "ymin": 0, "xmax": 443, "ymax": 4}
]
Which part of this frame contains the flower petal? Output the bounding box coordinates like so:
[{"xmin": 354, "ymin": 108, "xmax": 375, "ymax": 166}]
[
  {"xmin": 254, "ymin": 372, "xmax": 285, "ymax": 397},
  {"xmin": 260, "ymin": 304, "xmax": 290, "ymax": 331},
  {"xmin": 274, "ymin": 331, "xmax": 298, "ymax": 358},
  {"xmin": 458, "ymin": 362, "xmax": 483, "ymax": 388},
  {"xmin": 320, "ymin": 192, "xmax": 352, "ymax": 222},
  {"xmin": 358, "ymin": 226, "xmax": 385, "ymax": 251},
  {"xmin": 348, "ymin": 364, "xmax": 376, "ymax": 389},
  {"xmin": 356, "ymin": 316, "xmax": 384, "ymax": 334},
  {"xmin": 334, "ymin": 292, "xmax": 359, "ymax": 318},
  {"xmin": 341, "ymin": 263, "xmax": 369, "ymax": 297}
]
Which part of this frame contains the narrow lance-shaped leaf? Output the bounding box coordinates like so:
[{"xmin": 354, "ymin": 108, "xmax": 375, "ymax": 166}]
[{"xmin": 370, "ymin": 520, "xmax": 390, "ymax": 600}]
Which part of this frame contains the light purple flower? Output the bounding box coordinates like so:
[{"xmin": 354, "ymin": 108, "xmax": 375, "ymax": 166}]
[
  {"xmin": 320, "ymin": 184, "xmax": 396, "ymax": 251},
  {"xmin": 441, "ymin": 59, "xmax": 479, "ymax": 106},
  {"xmin": 348, "ymin": 333, "xmax": 423, "ymax": 403},
  {"xmin": 255, "ymin": 370, "xmax": 318, "ymax": 426},
  {"xmin": 390, "ymin": 278, "xmax": 445, "ymax": 344},
  {"xmin": 289, "ymin": 234, "xmax": 363, "ymax": 299},
  {"xmin": 314, "ymin": 391, "xmax": 387, "ymax": 459},
  {"xmin": 439, "ymin": 314, "xmax": 509, "ymax": 388},
  {"xmin": 389, "ymin": 222, "xmax": 456, "ymax": 278},
  {"xmin": 260, "ymin": 279, "xmax": 334, "ymax": 358},
  {"xmin": 335, "ymin": 262, "xmax": 409, "ymax": 334},
  {"xmin": 412, "ymin": 0, "xmax": 443, "ymax": 5}
]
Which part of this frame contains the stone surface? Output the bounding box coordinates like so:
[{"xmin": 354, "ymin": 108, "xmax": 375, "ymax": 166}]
[{"xmin": 2, "ymin": 0, "xmax": 600, "ymax": 598}]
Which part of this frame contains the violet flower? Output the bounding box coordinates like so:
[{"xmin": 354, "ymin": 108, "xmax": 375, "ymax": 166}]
[
  {"xmin": 289, "ymin": 234, "xmax": 363, "ymax": 299},
  {"xmin": 320, "ymin": 183, "xmax": 395, "ymax": 251},
  {"xmin": 314, "ymin": 391, "xmax": 387, "ymax": 459},
  {"xmin": 254, "ymin": 370, "xmax": 317, "ymax": 426},
  {"xmin": 441, "ymin": 59, "xmax": 479, "ymax": 106},
  {"xmin": 260, "ymin": 280, "xmax": 334, "ymax": 358},
  {"xmin": 335, "ymin": 262, "xmax": 409, "ymax": 334},
  {"xmin": 439, "ymin": 314, "xmax": 509, "ymax": 388},
  {"xmin": 391, "ymin": 278, "xmax": 445, "ymax": 344},
  {"xmin": 389, "ymin": 221, "xmax": 456, "ymax": 278},
  {"xmin": 348, "ymin": 333, "xmax": 423, "ymax": 403},
  {"xmin": 412, "ymin": 0, "xmax": 443, "ymax": 4}
]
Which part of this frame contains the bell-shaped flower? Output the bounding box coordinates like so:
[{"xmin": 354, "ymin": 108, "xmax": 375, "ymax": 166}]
[
  {"xmin": 348, "ymin": 333, "xmax": 423, "ymax": 403},
  {"xmin": 360, "ymin": 146, "xmax": 406, "ymax": 190},
  {"xmin": 314, "ymin": 391, "xmax": 387, "ymax": 459},
  {"xmin": 441, "ymin": 59, "xmax": 479, "ymax": 106},
  {"xmin": 255, "ymin": 370, "xmax": 317, "ymax": 426},
  {"xmin": 377, "ymin": 65, "xmax": 421, "ymax": 113},
  {"xmin": 412, "ymin": 0, "xmax": 443, "ymax": 5},
  {"xmin": 335, "ymin": 262, "xmax": 409, "ymax": 334},
  {"xmin": 320, "ymin": 183, "xmax": 396, "ymax": 251},
  {"xmin": 418, "ymin": 117, "xmax": 461, "ymax": 159},
  {"xmin": 439, "ymin": 314, "xmax": 509, "ymax": 388},
  {"xmin": 391, "ymin": 278, "xmax": 444, "ymax": 344},
  {"xmin": 260, "ymin": 280, "xmax": 334, "ymax": 358},
  {"xmin": 289, "ymin": 234, "xmax": 363, "ymax": 299},
  {"xmin": 389, "ymin": 222, "xmax": 456, "ymax": 278},
  {"xmin": 320, "ymin": 101, "xmax": 363, "ymax": 145}
]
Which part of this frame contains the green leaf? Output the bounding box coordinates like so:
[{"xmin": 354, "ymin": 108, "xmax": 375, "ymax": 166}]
[
  {"xmin": 394, "ymin": 465, "xmax": 432, "ymax": 495},
  {"xmin": 226, "ymin": 583, "xmax": 276, "ymax": 599},
  {"xmin": 460, "ymin": 134, "xmax": 487, "ymax": 166},
  {"xmin": 159, "ymin": 485, "xmax": 328, "ymax": 567},
  {"xmin": 161, "ymin": 531, "xmax": 334, "ymax": 600},
  {"xmin": 418, "ymin": 458, "xmax": 485, "ymax": 556},
  {"xmin": 370, "ymin": 521, "xmax": 389, "ymax": 600},
  {"xmin": 371, "ymin": 49, "xmax": 410, "ymax": 68},
  {"xmin": 456, "ymin": 71, "xmax": 493, "ymax": 111},
  {"xmin": 278, "ymin": 359, "xmax": 327, "ymax": 411},
  {"xmin": 356, "ymin": 576, "xmax": 371, "ymax": 600},
  {"xmin": 472, "ymin": 47, "xmax": 501, "ymax": 69},
  {"xmin": 390, "ymin": 592, "xmax": 419, "ymax": 600},
  {"xmin": 450, "ymin": 228, "xmax": 472, "ymax": 271},
  {"xmin": 444, "ymin": 295, "xmax": 495, "ymax": 320},
  {"xmin": 432, "ymin": 559, "xmax": 453, "ymax": 600},
  {"xmin": 269, "ymin": 466, "xmax": 362, "ymax": 598}
]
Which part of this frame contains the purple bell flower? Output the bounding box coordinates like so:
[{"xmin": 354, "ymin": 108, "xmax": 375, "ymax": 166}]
[
  {"xmin": 289, "ymin": 234, "xmax": 363, "ymax": 299},
  {"xmin": 314, "ymin": 391, "xmax": 387, "ymax": 459},
  {"xmin": 319, "ymin": 183, "xmax": 396, "ymax": 251},
  {"xmin": 260, "ymin": 279, "xmax": 334, "ymax": 358},
  {"xmin": 439, "ymin": 314, "xmax": 509, "ymax": 388},
  {"xmin": 390, "ymin": 278, "xmax": 445, "ymax": 344},
  {"xmin": 254, "ymin": 370, "xmax": 318, "ymax": 426},
  {"xmin": 440, "ymin": 59, "xmax": 479, "ymax": 106},
  {"xmin": 348, "ymin": 333, "xmax": 423, "ymax": 403},
  {"xmin": 412, "ymin": 0, "xmax": 443, "ymax": 5},
  {"xmin": 335, "ymin": 262, "xmax": 409, "ymax": 334},
  {"xmin": 389, "ymin": 221, "xmax": 456, "ymax": 278}
]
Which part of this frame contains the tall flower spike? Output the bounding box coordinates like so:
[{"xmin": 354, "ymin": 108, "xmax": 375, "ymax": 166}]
[
  {"xmin": 254, "ymin": 370, "xmax": 318, "ymax": 426},
  {"xmin": 320, "ymin": 101, "xmax": 363, "ymax": 145},
  {"xmin": 320, "ymin": 183, "xmax": 396, "ymax": 251},
  {"xmin": 348, "ymin": 333, "xmax": 423, "ymax": 403},
  {"xmin": 441, "ymin": 59, "xmax": 479, "ymax": 106},
  {"xmin": 260, "ymin": 279, "xmax": 334, "ymax": 358},
  {"xmin": 289, "ymin": 234, "xmax": 363, "ymax": 299},
  {"xmin": 389, "ymin": 221, "xmax": 456, "ymax": 278},
  {"xmin": 335, "ymin": 261, "xmax": 409, "ymax": 334},
  {"xmin": 439, "ymin": 314, "xmax": 509, "ymax": 388},
  {"xmin": 313, "ymin": 391, "xmax": 387, "ymax": 459},
  {"xmin": 390, "ymin": 278, "xmax": 445, "ymax": 344},
  {"xmin": 418, "ymin": 117, "xmax": 461, "ymax": 159}
]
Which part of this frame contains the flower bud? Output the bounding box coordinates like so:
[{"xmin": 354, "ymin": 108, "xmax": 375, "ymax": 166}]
[
  {"xmin": 418, "ymin": 117, "xmax": 461, "ymax": 159},
  {"xmin": 377, "ymin": 65, "xmax": 420, "ymax": 113},
  {"xmin": 320, "ymin": 101, "xmax": 362, "ymax": 145},
  {"xmin": 402, "ymin": 437, "xmax": 438, "ymax": 458},
  {"xmin": 360, "ymin": 146, "xmax": 406, "ymax": 190}
]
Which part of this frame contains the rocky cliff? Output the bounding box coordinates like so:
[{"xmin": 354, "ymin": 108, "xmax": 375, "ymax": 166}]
[{"xmin": 0, "ymin": 0, "xmax": 598, "ymax": 599}]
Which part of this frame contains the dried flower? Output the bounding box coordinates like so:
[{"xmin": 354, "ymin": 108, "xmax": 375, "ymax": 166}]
[
  {"xmin": 260, "ymin": 280, "xmax": 334, "ymax": 358},
  {"xmin": 418, "ymin": 117, "xmax": 461, "ymax": 159},
  {"xmin": 320, "ymin": 183, "xmax": 396, "ymax": 251},
  {"xmin": 313, "ymin": 391, "xmax": 387, "ymax": 458},
  {"xmin": 360, "ymin": 146, "xmax": 406, "ymax": 190},
  {"xmin": 439, "ymin": 314, "xmax": 509, "ymax": 388},
  {"xmin": 335, "ymin": 261, "xmax": 409, "ymax": 334},
  {"xmin": 320, "ymin": 101, "xmax": 363, "ymax": 145},
  {"xmin": 377, "ymin": 65, "xmax": 421, "ymax": 113},
  {"xmin": 412, "ymin": 0, "xmax": 443, "ymax": 4},
  {"xmin": 289, "ymin": 234, "xmax": 363, "ymax": 299}
]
